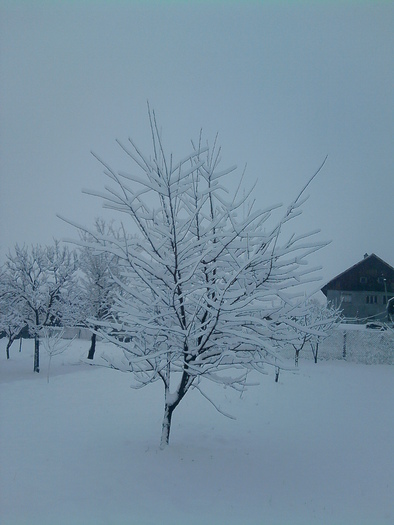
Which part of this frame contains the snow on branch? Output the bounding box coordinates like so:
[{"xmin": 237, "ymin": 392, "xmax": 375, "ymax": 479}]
[{"xmin": 71, "ymin": 108, "xmax": 328, "ymax": 446}]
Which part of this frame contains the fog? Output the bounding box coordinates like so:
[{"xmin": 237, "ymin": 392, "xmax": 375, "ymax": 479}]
[{"xmin": 1, "ymin": 1, "xmax": 393, "ymax": 289}]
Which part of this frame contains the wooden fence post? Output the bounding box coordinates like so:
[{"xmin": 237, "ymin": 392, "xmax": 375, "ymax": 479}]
[{"xmin": 342, "ymin": 332, "xmax": 347, "ymax": 359}]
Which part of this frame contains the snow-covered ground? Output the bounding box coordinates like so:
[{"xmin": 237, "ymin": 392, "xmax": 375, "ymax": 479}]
[{"xmin": 0, "ymin": 339, "xmax": 393, "ymax": 525}]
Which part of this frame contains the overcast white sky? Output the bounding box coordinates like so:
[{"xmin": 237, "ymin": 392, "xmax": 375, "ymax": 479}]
[{"xmin": 0, "ymin": 0, "xmax": 393, "ymax": 291}]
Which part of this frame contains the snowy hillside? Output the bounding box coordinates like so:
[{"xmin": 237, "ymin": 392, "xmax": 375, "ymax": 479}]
[{"xmin": 0, "ymin": 339, "xmax": 393, "ymax": 525}]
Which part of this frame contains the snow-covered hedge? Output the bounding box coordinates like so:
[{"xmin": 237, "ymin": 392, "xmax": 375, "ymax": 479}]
[{"xmin": 305, "ymin": 325, "xmax": 393, "ymax": 365}]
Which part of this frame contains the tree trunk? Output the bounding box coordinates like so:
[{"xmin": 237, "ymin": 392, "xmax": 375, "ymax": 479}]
[
  {"xmin": 314, "ymin": 342, "xmax": 319, "ymax": 364},
  {"xmin": 34, "ymin": 335, "xmax": 40, "ymax": 373},
  {"xmin": 87, "ymin": 330, "xmax": 97, "ymax": 360},
  {"xmin": 46, "ymin": 354, "xmax": 53, "ymax": 384},
  {"xmin": 295, "ymin": 349, "xmax": 300, "ymax": 367},
  {"xmin": 160, "ymin": 370, "xmax": 191, "ymax": 448},
  {"xmin": 160, "ymin": 402, "xmax": 175, "ymax": 449},
  {"xmin": 6, "ymin": 335, "xmax": 14, "ymax": 359}
]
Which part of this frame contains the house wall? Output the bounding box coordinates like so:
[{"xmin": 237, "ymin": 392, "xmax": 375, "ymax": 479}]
[
  {"xmin": 327, "ymin": 290, "xmax": 392, "ymax": 321},
  {"xmin": 322, "ymin": 254, "xmax": 394, "ymax": 321}
]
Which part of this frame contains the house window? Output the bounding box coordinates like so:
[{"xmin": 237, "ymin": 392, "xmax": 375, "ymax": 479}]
[
  {"xmin": 341, "ymin": 294, "xmax": 352, "ymax": 303},
  {"xmin": 377, "ymin": 277, "xmax": 386, "ymax": 284},
  {"xmin": 360, "ymin": 277, "xmax": 368, "ymax": 284},
  {"xmin": 366, "ymin": 295, "xmax": 377, "ymax": 304}
]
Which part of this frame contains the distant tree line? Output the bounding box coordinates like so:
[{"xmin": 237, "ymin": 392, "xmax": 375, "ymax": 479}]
[
  {"xmin": 0, "ymin": 220, "xmax": 123, "ymax": 371},
  {"xmin": 1, "ymin": 234, "xmax": 340, "ymax": 372}
]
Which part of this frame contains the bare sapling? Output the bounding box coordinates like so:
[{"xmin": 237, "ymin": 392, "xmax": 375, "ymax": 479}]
[{"xmin": 42, "ymin": 328, "xmax": 75, "ymax": 383}]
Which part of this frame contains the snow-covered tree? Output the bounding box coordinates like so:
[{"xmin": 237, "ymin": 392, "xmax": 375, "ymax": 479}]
[
  {"xmin": 0, "ymin": 267, "xmax": 27, "ymax": 359},
  {"xmin": 79, "ymin": 111, "xmax": 328, "ymax": 447},
  {"xmin": 308, "ymin": 300, "xmax": 342, "ymax": 363},
  {"xmin": 4, "ymin": 242, "xmax": 78, "ymax": 372},
  {"xmin": 290, "ymin": 299, "xmax": 342, "ymax": 366},
  {"xmin": 75, "ymin": 219, "xmax": 122, "ymax": 360}
]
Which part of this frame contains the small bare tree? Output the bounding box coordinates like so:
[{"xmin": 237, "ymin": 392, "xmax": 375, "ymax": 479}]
[
  {"xmin": 76, "ymin": 110, "xmax": 328, "ymax": 447},
  {"xmin": 290, "ymin": 299, "xmax": 342, "ymax": 366},
  {"xmin": 41, "ymin": 327, "xmax": 75, "ymax": 383},
  {"xmin": 309, "ymin": 301, "xmax": 342, "ymax": 363}
]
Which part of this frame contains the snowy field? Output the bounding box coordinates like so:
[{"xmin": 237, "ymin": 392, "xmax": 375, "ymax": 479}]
[{"xmin": 0, "ymin": 338, "xmax": 393, "ymax": 525}]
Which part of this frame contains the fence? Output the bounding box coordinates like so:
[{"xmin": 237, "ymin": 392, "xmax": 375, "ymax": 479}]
[
  {"xmin": 62, "ymin": 326, "xmax": 93, "ymax": 340},
  {"xmin": 299, "ymin": 325, "xmax": 394, "ymax": 365},
  {"xmin": 39, "ymin": 325, "xmax": 394, "ymax": 366}
]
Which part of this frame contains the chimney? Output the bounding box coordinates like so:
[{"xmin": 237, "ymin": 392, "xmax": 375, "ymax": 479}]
[{"xmin": 364, "ymin": 253, "xmax": 369, "ymax": 259}]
